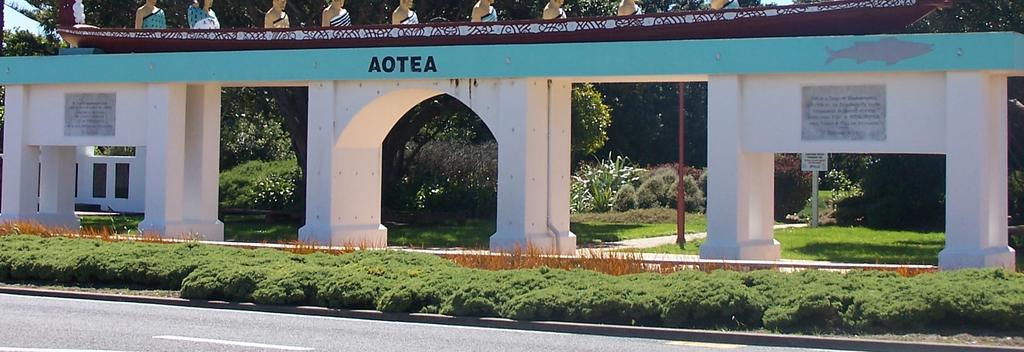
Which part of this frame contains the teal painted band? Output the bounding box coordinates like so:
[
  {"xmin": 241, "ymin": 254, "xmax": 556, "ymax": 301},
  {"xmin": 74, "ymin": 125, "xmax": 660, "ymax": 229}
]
[{"xmin": 1, "ymin": 32, "xmax": 1022, "ymax": 85}]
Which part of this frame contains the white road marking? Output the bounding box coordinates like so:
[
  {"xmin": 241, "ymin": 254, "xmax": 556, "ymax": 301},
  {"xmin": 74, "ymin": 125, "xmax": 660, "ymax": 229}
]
[
  {"xmin": 666, "ymin": 341, "xmax": 744, "ymax": 349},
  {"xmin": 152, "ymin": 336, "xmax": 313, "ymax": 351},
  {"xmin": 0, "ymin": 348, "xmax": 134, "ymax": 352}
]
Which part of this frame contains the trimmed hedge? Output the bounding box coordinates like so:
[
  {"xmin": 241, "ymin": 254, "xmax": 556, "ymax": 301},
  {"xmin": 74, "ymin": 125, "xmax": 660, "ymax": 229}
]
[{"xmin": 2, "ymin": 235, "xmax": 1023, "ymax": 335}]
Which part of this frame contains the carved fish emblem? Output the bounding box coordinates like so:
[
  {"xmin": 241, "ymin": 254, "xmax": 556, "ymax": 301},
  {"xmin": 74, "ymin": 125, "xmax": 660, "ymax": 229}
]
[{"xmin": 825, "ymin": 38, "xmax": 933, "ymax": 65}]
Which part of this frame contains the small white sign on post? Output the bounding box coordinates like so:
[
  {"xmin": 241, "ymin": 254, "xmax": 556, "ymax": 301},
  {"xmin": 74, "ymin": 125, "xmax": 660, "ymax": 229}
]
[
  {"xmin": 801, "ymin": 153, "xmax": 828, "ymax": 228},
  {"xmin": 801, "ymin": 153, "xmax": 829, "ymax": 172}
]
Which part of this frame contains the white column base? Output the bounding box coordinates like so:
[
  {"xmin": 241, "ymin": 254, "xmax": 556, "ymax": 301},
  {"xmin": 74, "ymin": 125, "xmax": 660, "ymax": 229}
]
[
  {"xmin": 298, "ymin": 223, "xmax": 387, "ymax": 248},
  {"xmin": 700, "ymin": 239, "xmax": 782, "ymax": 261},
  {"xmin": 32, "ymin": 213, "xmax": 81, "ymax": 230},
  {"xmin": 0, "ymin": 213, "xmax": 81, "ymax": 230},
  {"xmin": 490, "ymin": 230, "xmax": 577, "ymax": 256},
  {"xmin": 939, "ymin": 246, "xmax": 1016, "ymax": 270},
  {"xmin": 138, "ymin": 219, "xmax": 224, "ymax": 241}
]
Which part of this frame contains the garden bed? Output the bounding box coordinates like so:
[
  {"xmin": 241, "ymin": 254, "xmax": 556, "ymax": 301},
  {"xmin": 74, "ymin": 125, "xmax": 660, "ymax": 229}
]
[{"xmin": 1, "ymin": 234, "xmax": 1022, "ymax": 336}]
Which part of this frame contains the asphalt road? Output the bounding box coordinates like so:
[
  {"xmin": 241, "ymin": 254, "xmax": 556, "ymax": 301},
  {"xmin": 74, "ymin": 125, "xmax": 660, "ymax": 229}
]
[{"xmin": 0, "ymin": 293, "xmax": 846, "ymax": 352}]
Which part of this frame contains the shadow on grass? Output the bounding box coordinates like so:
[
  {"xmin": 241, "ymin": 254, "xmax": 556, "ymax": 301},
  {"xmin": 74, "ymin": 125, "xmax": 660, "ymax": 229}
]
[
  {"xmin": 570, "ymin": 223, "xmax": 653, "ymax": 244},
  {"xmin": 387, "ymin": 220, "xmax": 495, "ymax": 248},
  {"xmin": 786, "ymin": 242, "xmax": 943, "ymax": 265}
]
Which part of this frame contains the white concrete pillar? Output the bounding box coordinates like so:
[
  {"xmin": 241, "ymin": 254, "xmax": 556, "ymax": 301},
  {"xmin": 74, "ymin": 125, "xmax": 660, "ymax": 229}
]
[
  {"xmin": 329, "ymin": 146, "xmax": 387, "ymax": 247},
  {"xmin": 180, "ymin": 84, "xmax": 224, "ymax": 241},
  {"xmin": 132, "ymin": 147, "xmax": 148, "ymax": 211},
  {"xmin": 545, "ymin": 80, "xmax": 577, "ymax": 255},
  {"xmin": 939, "ymin": 72, "xmax": 1016, "ymax": 270},
  {"xmin": 138, "ymin": 84, "xmax": 189, "ymax": 238},
  {"xmin": 300, "ymin": 81, "xmax": 388, "ymax": 246},
  {"xmin": 299, "ymin": 81, "xmax": 335, "ymax": 244},
  {"xmin": 0, "ymin": 85, "xmax": 42, "ymax": 224},
  {"xmin": 700, "ymin": 75, "xmax": 781, "ymax": 261},
  {"xmin": 489, "ymin": 79, "xmax": 575, "ymax": 255},
  {"xmin": 36, "ymin": 146, "xmax": 80, "ymax": 228}
]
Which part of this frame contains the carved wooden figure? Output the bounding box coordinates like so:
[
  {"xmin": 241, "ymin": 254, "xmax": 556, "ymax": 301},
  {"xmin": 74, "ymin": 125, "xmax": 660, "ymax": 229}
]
[
  {"xmin": 471, "ymin": 0, "xmax": 497, "ymax": 22},
  {"xmin": 187, "ymin": 0, "xmax": 220, "ymax": 29},
  {"xmin": 264, "ymin": 0, "xmax": 290, "ymax": 29},
  {"xmin": 542, "ymin": 0, "xmax": 565, "ymax": 20},
  {"xmin": 617, "ymin": 0, "xmax": 643, "ymax": 16},
  {"xmin": 711, "ymin": 0, "xmax": 739, "ymax": 10},
  {"xmin": 135, "ymin": 0, "xmax": 167, "ymax": 29},
  {"xmin": 322, "ymin": 0, "xmax": 351, "ymax": 27},
  {"xmin": 391, "ymin": 0, "xmax": 418, "ymax": 25}
]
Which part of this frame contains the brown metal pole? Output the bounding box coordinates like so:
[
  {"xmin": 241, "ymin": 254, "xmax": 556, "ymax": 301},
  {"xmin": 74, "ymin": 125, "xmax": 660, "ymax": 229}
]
[{"xmin": 676, "ymin": 82, "xmax": 686, "ymax": 245}]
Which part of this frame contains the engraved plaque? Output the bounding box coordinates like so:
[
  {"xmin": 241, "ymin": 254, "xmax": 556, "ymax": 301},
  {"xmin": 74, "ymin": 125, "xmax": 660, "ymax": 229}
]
[
  {"xmin": 65, "ymin": 93, "xmax": 116, "ymax": 137},
  {"xmin": 802, "ymin": 85, "xmax": 886, "ymax": 141}
]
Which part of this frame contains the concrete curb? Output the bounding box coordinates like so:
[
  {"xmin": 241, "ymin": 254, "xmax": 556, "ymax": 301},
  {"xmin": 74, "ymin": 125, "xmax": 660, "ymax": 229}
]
[{"xmin": 2, "ymin": 286, "xmax": 1021, "ymax": 352}]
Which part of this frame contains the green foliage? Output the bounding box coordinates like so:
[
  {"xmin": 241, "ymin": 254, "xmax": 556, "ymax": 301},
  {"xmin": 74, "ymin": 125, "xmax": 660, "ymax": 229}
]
[
  {"xmin": 581, "ymin": 162, "xmax": 708, "ymax": 213},
  {"xmin": 596, "ymin": 83, "xmax": 709, "ymax": 168},
  {"xmin": 571, "ymin": 83, "xmax": 612, "ymax": 156},
  {"xmin": 572, "ymin": 208, "xmax": 687, "ymax": 224},
  {"xmin": 2, "ymin": 29, "xmax": 62, "ymax": 56},
  {"xmin": 612, "ymin": 184, "xmax": 638, "ymax": 212},
  {"xmin": 3, "ymin": 235, "xmax": 1024, "ymax": 334},
  {"xmin": 571, "ymin": 155, "xmax": 645, "ymax": 213},
  {"xmin": 385, "ymin": 140, "xmax": 498, "ymax": 217},
  {"xmin": 680, "ymin": 174, "xmax": 706, "ymax": 213},
  {"xmin": 220, "ymin": 159, "xmax": 302, "ymax": 210},
  {"xmin": 774, "ymin": 154, "xmax": 812, "ymax": 220},
  {"xmin": 635, "ymin": 177, "xmax": 664, "ymax": 209},
  {"xmin": 1011, "ymin": 171, "xmax": 1024, "ymax": 225},
  {"xmin": 220, "ymin": 88, "xmax": 296, "ymax": 170},
  {"xmin": 822, "ymin": 168, "xmax": 862, "ymax": 203},
  {"xmin": 834, "ymin": 155, "xmax": 945, "ymax": 230}
]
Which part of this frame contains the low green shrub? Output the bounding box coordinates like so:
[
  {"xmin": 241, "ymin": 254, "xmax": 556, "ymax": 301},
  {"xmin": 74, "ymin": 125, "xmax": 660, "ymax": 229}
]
[
  {"xmin": 2, "ymin": 235, "xmax": 1024, "ymax": 336},
  {"xmin": 571, "ymin": 208, "xmax": 678, "ymax": 224},
  {"xmin": 612, "ymin": 184, "xmax": 638, "ymax": 212},
  {"xmin": 219, "ymin": 159, "xmax": 302, "ymax": 211},
  {"xmin": 680, "ymin": 175, "xmax": 705, "ymax": 213},
  {"xmin": 635, "ymin": 177, "xmax": 664, "ymax": 209}
]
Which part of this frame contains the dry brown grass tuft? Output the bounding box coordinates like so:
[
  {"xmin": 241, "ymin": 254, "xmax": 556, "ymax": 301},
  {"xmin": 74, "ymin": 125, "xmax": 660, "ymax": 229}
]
[
  {"xmin": 280, "ymin": 238, "xmax": 359, "ymax": 256},
  {"xmin": 0, "ymin": 221, "xmax": 70, "ymax": 238},
  {"xmin": 445, "ymin": 245, "xmax": 656, "ymax": 276}
]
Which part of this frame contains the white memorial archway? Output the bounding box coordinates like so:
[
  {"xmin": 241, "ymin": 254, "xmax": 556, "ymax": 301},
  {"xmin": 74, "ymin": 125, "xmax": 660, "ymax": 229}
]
[{"xmin": 0, "ymin": 32, "xmax": 1020, "ymax": 268}]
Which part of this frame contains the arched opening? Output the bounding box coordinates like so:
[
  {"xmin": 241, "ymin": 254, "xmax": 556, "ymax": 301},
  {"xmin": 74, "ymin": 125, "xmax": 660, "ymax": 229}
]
[
  {"xmin": 380, "ymin": 94, "xmax": 498, "ymax": 248},
  {"xmin": 301, "ymin": 82, "xmax": 503, "ymax": 248}
]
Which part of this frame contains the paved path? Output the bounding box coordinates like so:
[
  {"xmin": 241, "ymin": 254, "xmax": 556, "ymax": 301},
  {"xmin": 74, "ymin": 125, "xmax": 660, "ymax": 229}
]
[
  {"xmin": 603, "ymin": 223, "xmax": 810, "ymax": 250},
  {"xmin": 0, "ymin": 294, "xmax": 834, "ymax": 352}
]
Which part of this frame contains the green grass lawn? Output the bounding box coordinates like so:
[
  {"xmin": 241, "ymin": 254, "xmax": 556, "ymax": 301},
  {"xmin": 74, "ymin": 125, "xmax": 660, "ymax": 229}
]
[
  {"xmin": 79, "ymin": 210, "xmax": 705, "ymax": 248},
  {"xmin": 642, "ymin": 226, "xmax": 947, "ymax": 265},
  {"xmin": 81, "ymin": 215, "xmax": 301, "ymax": 243}
]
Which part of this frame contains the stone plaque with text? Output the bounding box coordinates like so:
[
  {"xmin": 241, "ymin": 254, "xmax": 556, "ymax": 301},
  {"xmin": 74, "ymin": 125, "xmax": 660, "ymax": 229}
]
[
  {"xmin": 65, "ymin": 93, "xmax": 116, "ymax": 137},
  {"xmin": 802, "ymin": 85, "xmax": 886, "ymax": 141}
]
